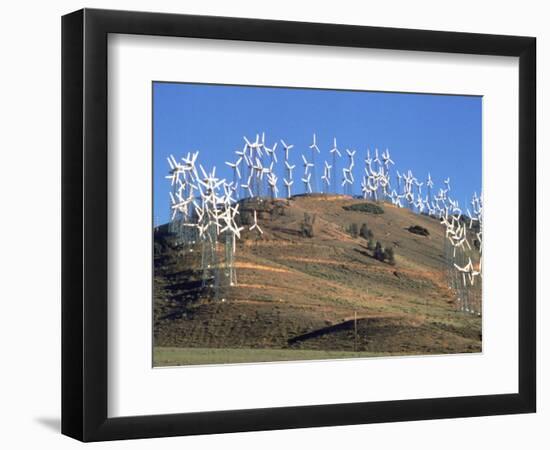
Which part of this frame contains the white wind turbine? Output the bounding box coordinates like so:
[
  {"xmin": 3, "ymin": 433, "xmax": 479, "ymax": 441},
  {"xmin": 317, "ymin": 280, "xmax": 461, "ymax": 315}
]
[
  {"xmin": 280, "ymin": 139, "xmax": 294, "ymax": 161},
  {"xmin": 243, "ymin": 134, "xmax": 260, "ymax": 152},
  {"xmin": 283, "ymin": 178, "xmax": 294, "ymax": 198},
  {"xmin": 360, "ymin": 175, "xmax": 369, "ymax": 199},
  {"xmin": 251, "ymin": 157, "xmax": 264, "ymax": 198},
  {"xmin": 382, "ymin": 148, "xmax": 394, "ymax": 168},
  {"xmin": 395, "ymin": 170, "xmax": 402, "ymax": 195},
  {"xmin": 302, "ymin": 172, "xmax": 312, "ymax": 193},
  {"xmin": 373, "ymin": 148, "xmax": 381, "ymax": 170},
  {"xmin": 169, "ymin": 190, "xmax": 193, "ymax": 221},
  {"xmin": 241, "ymin": 171, "xmax": 253, "ymax": 198},
  {"xmin": 265, "ymin": 141, "xmax": 278, "ymax": 164},
  {"xmin": 302, "ymin": 154, "xmax": 314, "ymax": 176},
  {"xmin": 309, "ymin": 133, "xmax": 320, "ymax": 193},
  {"xmin": 380, "ymin": 148, "xmax": 394, "ymax": 200},
  {"xmin": 321, "ymin": 160, "xmax": 332, "ymax": 194},
  {"xmin": 281, "ymin": 139, "xmax": 294, "ymax": 193},
  {"xmin": 426, "ymin": 172, "xmax": 434, "ymax": 207},
  {"xmin": 330, "ymin": 137, "xmax": 341, "ymax": 194},
  {"xmin": 346, "ymin": 148, "xmax": 356, "ymax": 169},
  {"xmin": 285, "ymin": 160, "xmax": 295, "ymax": 180},
  {"xmin": 342, "ymin": 168, "xmax": 353, "ymax": 194},
  {"xmin": 413, "ymin": 179, "xmax": 423, "ymax": 212},
  {"xmin": 225, "ymin": 157, "xmax": 242, "ymax": 192},
  {"xmin": 249, "ymin": 210, "xmax": 263, "ymax": 235},
  {"xmin": 344, "ymin": 149, "xmax": 356, "ymax": 196},
  {"xmin": 267, "ymin": 172, "xmax": 279, "ymax": 199}
]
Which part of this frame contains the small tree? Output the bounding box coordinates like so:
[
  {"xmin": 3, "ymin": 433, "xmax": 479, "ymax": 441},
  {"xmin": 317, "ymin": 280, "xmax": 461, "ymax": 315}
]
[
  {"xmin": 384, "ymin": 246, "xmax": 396, "ymax": 265},
  {"xmin": 301, "ymin": 213, "xmax": 316, "ymax": 238},
  {"xmin": 374, "ymin": 241, "xmax": 385, "ymax": 262},
  {"xmin": 347, "ymin": 223, "xmax": 359, "ymax": 238},
  {"xmin": 360, "ymin": 223, "xmax": 373, "ymax": 240},
  {"xmin": 273, "ymin": 204, "xmax": 286, "ymax": 217},
  {"xmin": 239, "ymin": 211, "xmax": 253, "ymax": 226},
  {"xmin": 367, "ymin": 238, "xmax": 376, "ymax": 251}
]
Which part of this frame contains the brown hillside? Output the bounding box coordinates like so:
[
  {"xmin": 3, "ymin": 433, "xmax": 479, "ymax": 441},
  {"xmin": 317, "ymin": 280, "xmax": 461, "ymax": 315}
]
[{"xmin": 154, "ymin": 195, "xmax": 481, "ymax": 359}]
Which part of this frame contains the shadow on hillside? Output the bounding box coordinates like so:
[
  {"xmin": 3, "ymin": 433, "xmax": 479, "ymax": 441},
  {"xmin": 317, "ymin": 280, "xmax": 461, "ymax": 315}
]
[
  {"xmin": 353, "ymin": 247, "xmax": 378, "ymax": 261},
  {"xmin": 269, "ymin": 226, "xmax": 303, "ymax": 237},
  {"xmin": 158, "ymin": 279, "xmax": 206, "ymax": 321},
  {"xmin": 288, "ymin": 319, "xmax": 358, "ymax": 345},
  {"xmin": 165, "ymin": 278, "xmax": 203, "ymax": 293}
]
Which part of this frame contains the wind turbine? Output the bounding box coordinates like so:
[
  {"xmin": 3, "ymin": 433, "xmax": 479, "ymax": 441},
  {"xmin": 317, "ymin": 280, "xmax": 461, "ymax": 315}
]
[
  {"xmin": 373, "ymin": 148, "xmax": 381, "ymax": 170},
  {"xmin": 241, "ymin": 180, "xmax": 253, "ymax": 198},
  {"xmin": 396, "ymin": 170, "xmax": 402, "ymax": 195},
  {"xmin": 342, "ymin": 168, "xmax": 353, "ymax": 195},
  {"xmin": 283, "ymin": 178, "xmax": 294, "ymax": 198},
  {"xmin": 321, "ymin": 160, "xmax": 332, "ymax": 194},
  {"xmin": 302, "ymin": 172, "xmax": 312, "ymax": 194},
  {"xmin": 302, "ymin": 154, "xmax": 314, "ymax": 176},
  {"xmin": 249, "ymin": 210, "xmax": 263, "ymax": 235},
  {"xmin": 330, "ymin": 137, "xmax": 341, "ymax": 194},
  {"xmin": 225, "ymin": 158, "xmax": 242, "ymax": 197},
  {"xmin": 360, "ymin": 175, "xmax": 369, "ymax": 199},
  {"xmin": 280, "ymin": 139, "xmax": 294, "ymax": 161},
  {"xmin": 281, "ymin": 140, "xmax": 295, "ymax": 190},
  {"xmin": 267, "ymin": 172, "xmax": 279, "ymax": 199},
  {"xmin": 285, "ymin": 160, "xmax": 296, "ymax": 180},
  {"xmin": 309, "ymin": 133, "xmax": 320, "ymax": 192},
  {"xmin": 382, "ymin": 148, "xmax": 394, "ymax": 168},
  {"xmin": 426, "ymin": 172, "xmax": 434, "ymax": 206},
  {"xmin": 265, "ymin": 142, "xmax": 278, "ymax": 164},
  {"xmin": 380, "ymin": 148, "xmax": 394, "ymax": 200},
  {"xmin": 344, "ymin": 149, "xmax": 356, "ymax": 196},
  {"xmin": 165, "ymin": 154, "xmax": 183, "ymax": 186}
]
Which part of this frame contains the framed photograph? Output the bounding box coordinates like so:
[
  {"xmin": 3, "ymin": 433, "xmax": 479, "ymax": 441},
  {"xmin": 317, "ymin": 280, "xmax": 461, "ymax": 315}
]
[{"xmin": 62, "ymin": 8, "xmax": 536, "ymax": 441}]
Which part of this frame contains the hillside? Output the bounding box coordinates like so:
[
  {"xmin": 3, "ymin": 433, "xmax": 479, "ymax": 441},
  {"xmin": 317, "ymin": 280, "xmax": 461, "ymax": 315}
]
[{"xmin": 153, "ymin": 195, "xmax": 481, "ymax": 364}]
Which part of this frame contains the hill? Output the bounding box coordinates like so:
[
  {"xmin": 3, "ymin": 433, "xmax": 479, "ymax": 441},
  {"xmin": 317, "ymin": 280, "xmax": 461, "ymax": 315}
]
[{"xmin": 153, "ymin": 195, "xmax": 481, "ymax": 365}]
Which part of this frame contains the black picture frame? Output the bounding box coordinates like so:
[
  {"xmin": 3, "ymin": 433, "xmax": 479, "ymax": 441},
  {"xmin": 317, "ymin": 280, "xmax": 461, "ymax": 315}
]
[{"xmin": 62, "ymin": 8, "xmax": 536, "ymax": 442}]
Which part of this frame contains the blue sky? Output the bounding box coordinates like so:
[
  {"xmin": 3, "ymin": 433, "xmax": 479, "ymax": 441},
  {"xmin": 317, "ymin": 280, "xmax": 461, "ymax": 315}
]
[{"xmin": 153, "ymin": 82, "xmax": 481, "ymax": 225}]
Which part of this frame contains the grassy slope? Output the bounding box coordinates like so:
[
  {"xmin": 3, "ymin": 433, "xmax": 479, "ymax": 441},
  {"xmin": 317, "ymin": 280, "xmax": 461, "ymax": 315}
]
[
  {"xmin": 154, "ymin": 195, "xmax": 481, "ymax": 365},
  {"xmin": 154, "ymin": 347, "xmax": 396, "ymax": 366}
]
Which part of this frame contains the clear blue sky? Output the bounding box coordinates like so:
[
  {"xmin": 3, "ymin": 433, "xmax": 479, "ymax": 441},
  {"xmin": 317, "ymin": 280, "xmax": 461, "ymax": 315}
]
[{"xmin": 153, "ymin": 82, "xmax": 481, "ymax": 225}]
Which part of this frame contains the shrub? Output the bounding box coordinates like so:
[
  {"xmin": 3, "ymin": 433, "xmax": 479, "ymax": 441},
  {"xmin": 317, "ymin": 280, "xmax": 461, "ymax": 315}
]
[
  {"xmin": 239, "ymin": 211, "xmax": 253, "ymax": 226},
  {"xmin": 301, "ymin": 213, "xmax": 316, "ymax": 238},
  {"xmin": 384, "ymin": 246, "xmax": 396, "ymax": 265},
  {"xmin": 374, "ymin": 241, "xmax": 385, "ymax": 262},
  {"xmin": 367, "ymin": 238, "xmax": 376, "ymax": 251},
  {"xmin": 407, "ymin": 225, "xmax": 430, "ymax": 236},
  {"xmin": 347, "ymin": 223, "xmax": 359, "ymax": 238},
  {"xmin": 272, "ymin": 204, "xmax": 286, "ymax": 217},
  {"xmin": 343, "ymin": 203, "xmax": 385, "ymax": 214},
  {"xmin": 360, "ymin": 223, "xmax": 373, "ymax": 240}
]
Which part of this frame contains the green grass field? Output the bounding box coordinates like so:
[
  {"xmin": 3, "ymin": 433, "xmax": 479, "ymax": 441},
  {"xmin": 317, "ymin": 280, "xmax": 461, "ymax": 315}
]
[{"xmin": 153, "ymin": 347, "xmax": 397, "ymax": 366}]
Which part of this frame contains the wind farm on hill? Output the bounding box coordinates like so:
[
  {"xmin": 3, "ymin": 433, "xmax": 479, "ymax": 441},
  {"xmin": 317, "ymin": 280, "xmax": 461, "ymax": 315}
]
[{"xmin": 153, "ymin": 132, "xmax": 482, "ymax": 366}]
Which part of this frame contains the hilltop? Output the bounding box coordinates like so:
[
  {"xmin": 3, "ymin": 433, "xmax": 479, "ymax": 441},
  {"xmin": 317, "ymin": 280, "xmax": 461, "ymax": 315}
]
[{"xmin": 153, "ymin": 195, "xmax": 481, "ymax": 364}]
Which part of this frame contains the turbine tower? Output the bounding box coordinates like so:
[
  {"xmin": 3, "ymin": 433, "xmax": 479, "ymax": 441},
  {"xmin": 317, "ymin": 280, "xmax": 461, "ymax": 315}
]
[
  {"xmin": 426, "ymin": 172, "xmax": 434, "ymax": 209},
  {"xmin": 225, "ymin": 157, "xmax": 242, "ymax": 199},
  {"xmin": 321, "ymin": 160, "xmax": 332, "ymax": 194},
  {"xmin": 330, "ymin": 137, "xmax": 341, "ymax": 194},
  {"xmin": 281, "ymin": 139, "xmax": 294, "ymax": 197},
  {"xmin": 344, "ymin": 149, "xmax": 356, "ymax": 196},
  {"xmin": 283, "ymin": 178, "xmax": 294, "ymax": 198},
  {"xmin": 301, "ymin": 154, "xmax": 313, "ymax": 194}
]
